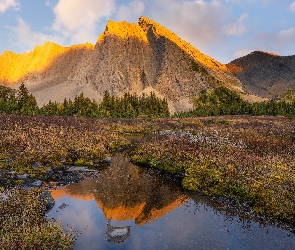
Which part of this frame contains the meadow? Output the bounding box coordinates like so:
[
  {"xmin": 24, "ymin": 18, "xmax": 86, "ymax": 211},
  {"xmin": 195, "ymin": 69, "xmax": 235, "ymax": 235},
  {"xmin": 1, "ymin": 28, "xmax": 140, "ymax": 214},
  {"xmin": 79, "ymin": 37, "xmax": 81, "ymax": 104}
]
[{"xmin": 0, "ymin": 114, "xmax": 295, "ymax": 248}]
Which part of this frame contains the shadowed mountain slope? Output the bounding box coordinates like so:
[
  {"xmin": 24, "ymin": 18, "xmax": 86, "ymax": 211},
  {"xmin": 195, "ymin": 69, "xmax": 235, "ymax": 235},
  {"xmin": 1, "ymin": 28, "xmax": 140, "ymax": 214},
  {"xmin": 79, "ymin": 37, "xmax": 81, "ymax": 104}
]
[
  {"xmin": 0, "ymin": 17, "xmax": 242, "ymax": 113},
  {"xmin": 227, "ymin": 51, "xmax": 295, "ymax": 99}
]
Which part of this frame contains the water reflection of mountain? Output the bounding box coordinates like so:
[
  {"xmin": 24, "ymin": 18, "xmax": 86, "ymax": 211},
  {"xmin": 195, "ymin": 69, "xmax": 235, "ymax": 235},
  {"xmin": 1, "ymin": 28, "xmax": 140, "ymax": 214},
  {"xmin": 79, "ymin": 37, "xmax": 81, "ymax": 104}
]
[{"xmin": 51, "ymin": 156, "xmax": 188, "ymax": 225}]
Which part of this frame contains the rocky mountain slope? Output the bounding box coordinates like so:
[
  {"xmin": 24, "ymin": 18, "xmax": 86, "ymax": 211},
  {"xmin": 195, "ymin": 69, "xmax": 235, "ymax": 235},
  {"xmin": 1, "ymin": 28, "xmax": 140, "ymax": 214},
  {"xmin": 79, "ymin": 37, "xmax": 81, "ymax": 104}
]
[
  {"xmin": 0, "ymin": 17, "xmax": 242, "ymax": 113},
  {"xmin": 227, "ymin": 51, "xmax": 295, "ymax": 99}
]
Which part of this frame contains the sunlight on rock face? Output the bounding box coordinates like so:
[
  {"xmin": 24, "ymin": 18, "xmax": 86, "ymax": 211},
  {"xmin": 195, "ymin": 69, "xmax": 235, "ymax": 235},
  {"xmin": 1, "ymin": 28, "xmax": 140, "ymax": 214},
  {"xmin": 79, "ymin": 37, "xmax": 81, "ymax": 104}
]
[
  {"xmin": 0, "ymin": 42, "xmax": 94, "ymax": 84},
  {"xmin": 138, "ymin": 17, "xmax": 227, "ymax": 71},
  {"xmin": 1, "ymin": 16, "xmax": 229, "ymax": 86},
  {"xmin": 98, "ymin": 20, "xmax": 149, "ymax": 43},
  {"xmin": 0, "ymin": 16, "xmax": 243, "ymax": 113},
  {"xmin": 98, "ymin": 17, "xmax": 227, "ymax": 72}
]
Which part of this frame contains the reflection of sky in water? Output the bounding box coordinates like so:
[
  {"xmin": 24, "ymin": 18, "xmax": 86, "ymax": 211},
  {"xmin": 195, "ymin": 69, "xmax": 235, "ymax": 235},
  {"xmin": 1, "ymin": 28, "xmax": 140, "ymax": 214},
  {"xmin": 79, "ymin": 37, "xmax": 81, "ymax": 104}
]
[
  {"xmin": 46, "ymin": 156, "xmax": 295, "ymax": 249},
  {"xmin": 47, "ymin": 191, "xmax": 295, "ymax": 250}
]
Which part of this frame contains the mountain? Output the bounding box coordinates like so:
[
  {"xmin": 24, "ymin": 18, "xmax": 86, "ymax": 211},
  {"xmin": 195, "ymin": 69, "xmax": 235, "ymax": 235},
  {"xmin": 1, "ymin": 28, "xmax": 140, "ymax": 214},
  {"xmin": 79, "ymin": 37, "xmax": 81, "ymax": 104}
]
[
  {"xmin": 227, "ymin": 51, "xmax": 295, "ymax": 99},
  {"xmin": 0, "ymin": 16, "xmax": 242, "ymax": 113}
]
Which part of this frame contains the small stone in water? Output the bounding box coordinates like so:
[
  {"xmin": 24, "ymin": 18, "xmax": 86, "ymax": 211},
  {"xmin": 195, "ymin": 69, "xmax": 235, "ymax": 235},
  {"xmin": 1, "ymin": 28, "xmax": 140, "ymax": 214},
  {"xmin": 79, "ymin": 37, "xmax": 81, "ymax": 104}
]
[{"xmin": 58, "ymin": 203, "xmax": 68, "ymax": 209}]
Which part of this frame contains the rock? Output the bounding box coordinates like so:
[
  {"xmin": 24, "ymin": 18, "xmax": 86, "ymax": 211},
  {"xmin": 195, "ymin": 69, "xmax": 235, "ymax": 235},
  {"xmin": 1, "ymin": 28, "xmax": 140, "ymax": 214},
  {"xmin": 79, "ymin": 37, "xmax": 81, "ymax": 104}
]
[
  {"xmin": 0, "ymin": 17, "xmax": 240, "ymax": 114},
  {"xmin": 93, "ymin": 159, "xmax": 101, "ymax": 164},
  {"xmin": 105, "ymin": 219, "xmax": 131, "ymax": 243},
  {"xmin": 60, "ymin": 158, "xmax": 66, "ymax": 164},
  {"xmin": 102, "ymin": 157, "xmax": 112, "ymax": 164},
  {"xmin": 67, "ymin": 166, "xmax": 87, "ymax": 172},
  {"xmin": 1, "ymin": 193, "xmax": 8, "ymax": 201},
  {"xmin": 58, "ymin": 203, "xmax": 68, "ymax": 209},
  {"xmin": 40, "ymin": 191, "xmax": 55, "ymax": 212},
  {"xmin": 3, "ymin": 159, "xmax": 13, "ymax": 165},
  {"xmin": 49, "ymin": 182, "xmax": 58, "ymax": 189},
  {"xmin": 32, "ymin": 161, "xmax": 43, "ymax": 169},
  {"xmin": 17, "ymin": 174, "xmax": 30, "ymax": 180},
  {"xmin": 67, "ymin": 166, "xmax": 96, "ymax": 172},
  {"xmin": 227, "ymin": 51, "xmax": 295, "ymax": 99},
  {"xmin": 31, "ymin": 179, "xmax": 43, "ymax": 187},
  {"xmin": 44, "ymin": 167, "xmax": 52, "ymax": 173}
]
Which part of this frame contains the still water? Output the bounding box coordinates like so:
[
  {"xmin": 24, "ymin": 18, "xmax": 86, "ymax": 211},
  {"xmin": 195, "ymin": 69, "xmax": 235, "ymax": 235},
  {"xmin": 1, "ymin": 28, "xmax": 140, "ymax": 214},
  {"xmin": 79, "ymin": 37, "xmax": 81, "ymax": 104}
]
[{"xmin": 47, "ymin": 155, "xmax": 295, "ymax": 250}]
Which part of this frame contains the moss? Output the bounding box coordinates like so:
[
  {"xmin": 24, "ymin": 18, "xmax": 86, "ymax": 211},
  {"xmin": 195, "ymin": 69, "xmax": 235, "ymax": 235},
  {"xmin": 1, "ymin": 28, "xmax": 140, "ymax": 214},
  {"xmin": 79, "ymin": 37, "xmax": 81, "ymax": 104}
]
[
  {"xmin": 0, "ymin": 188, "xmax": 75, "ymax": 249},
  {"xmin": 74, "ymin": 158, "xmax": 94, "ymax": 166},
  {"xmin": 130, "ymin": 117, "xmax": 295, "ymax": 225}
]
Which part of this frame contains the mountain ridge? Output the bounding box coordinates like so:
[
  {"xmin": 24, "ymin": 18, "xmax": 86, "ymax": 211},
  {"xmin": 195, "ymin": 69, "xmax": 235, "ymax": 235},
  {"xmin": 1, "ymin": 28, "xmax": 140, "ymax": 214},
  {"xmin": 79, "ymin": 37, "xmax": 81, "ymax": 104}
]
[
  {"xmin": 227, "ymin": 51, "xmax": 295, "ymax": 99},
  {"xmin": 0, "ymin": 17, "xmax": 252, "ymax": 112}
]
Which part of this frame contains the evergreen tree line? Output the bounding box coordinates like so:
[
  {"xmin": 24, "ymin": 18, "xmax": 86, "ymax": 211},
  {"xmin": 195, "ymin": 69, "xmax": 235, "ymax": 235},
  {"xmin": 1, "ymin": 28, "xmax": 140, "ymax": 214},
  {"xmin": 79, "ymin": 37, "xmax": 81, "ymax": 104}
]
[
  {"xmin": 2, "ymin": 84, "xmax": 295, "ymax": 119},
  {"xmin": 176, "ymin": 87, "xmax": 295, "ymax": 118},
  {"xmin": 0, "ymin": 84, "xmax": 38, "ymax": 115},
  {"xmin": 0, "ymin": 84, "xmax": 170, "ymax": 118}
]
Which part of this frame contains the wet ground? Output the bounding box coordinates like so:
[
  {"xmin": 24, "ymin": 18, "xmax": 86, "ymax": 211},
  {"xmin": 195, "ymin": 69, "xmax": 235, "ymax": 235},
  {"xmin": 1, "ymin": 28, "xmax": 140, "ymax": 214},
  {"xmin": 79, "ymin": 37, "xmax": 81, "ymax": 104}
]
[{"xmin": 47, "ymin": 155, "xmax": 295, "ymax": 250}]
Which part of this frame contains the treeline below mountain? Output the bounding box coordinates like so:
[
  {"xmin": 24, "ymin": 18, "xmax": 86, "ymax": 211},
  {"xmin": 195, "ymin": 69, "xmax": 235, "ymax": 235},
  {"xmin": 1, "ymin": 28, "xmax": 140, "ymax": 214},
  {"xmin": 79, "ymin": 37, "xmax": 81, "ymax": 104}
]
[
  {"xmin": 1, "ymin": 84, "xmax": 295, "ymax": 118},
  {"xmin": 0, "ymin": 84, "xmax": 170, "ymax": 118},
  {"xmin": 175, "ymin": 87, "xmax": 295, "ymax": 118}
]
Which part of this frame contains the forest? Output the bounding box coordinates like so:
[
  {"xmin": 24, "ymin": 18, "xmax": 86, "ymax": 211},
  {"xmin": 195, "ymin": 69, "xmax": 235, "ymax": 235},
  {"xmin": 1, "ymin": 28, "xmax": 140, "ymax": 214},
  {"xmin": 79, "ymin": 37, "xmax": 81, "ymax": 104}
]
[
  {"xmin": 176, "ymin": 86, "xmax": 295, "ymax": 118},
  {"xmin": 0, "ymin": 84, "xmax": 170, "ymax": 118},
  {"xmin": 1, "ymin": 84, "xmax": 295, "ymax": 118}
]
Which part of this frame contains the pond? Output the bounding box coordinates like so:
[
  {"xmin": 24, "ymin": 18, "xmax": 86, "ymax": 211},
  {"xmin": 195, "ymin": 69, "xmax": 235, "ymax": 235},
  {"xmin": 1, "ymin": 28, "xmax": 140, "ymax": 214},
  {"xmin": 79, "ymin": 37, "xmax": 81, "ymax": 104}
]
[{"xmin": 47, "ymin": 155, "xmax": 295, "ymax": 250}]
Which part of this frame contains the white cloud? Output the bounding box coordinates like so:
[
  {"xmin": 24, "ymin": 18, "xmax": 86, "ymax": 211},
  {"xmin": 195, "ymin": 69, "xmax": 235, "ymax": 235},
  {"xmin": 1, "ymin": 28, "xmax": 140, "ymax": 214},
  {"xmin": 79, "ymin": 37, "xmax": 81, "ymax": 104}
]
[
  {"xmin": 234, "ymin": 48, "xmax": 252, "ymax": 58},
  {"xmin": 223, "ymin": 0, "xmax": 270, "ymax": 3},
  {"xmin": 117, "ymin": 0, "xmax": 145, "ymax": 22},
  {"xmin": 290, "ymin": 2, "xmax": 295, "ymax": 12},
  {"xmin": 278, "ymin": 27, "xmax": 295, "ymax": 41},
  {"xmin": 223, "ymin": 13, "xmax": 248, "ymax": 36},
  {"xmin": 238, "ymin": 27, "xmax": 295, "ymax": 58},
  {"xmin": 52, "ymin": 0, "xmax": 115, "ymax": 44},
  {"xmin": 0, "ymin": 0, "xmax": 19, "ymax": 13},
  {"xmin": 145, "ymin": 0, "xmax": 229, "ymax": 52},
  {"xmin": 7, "ymin": 17, "xmax": 64, "ymax": 52}
]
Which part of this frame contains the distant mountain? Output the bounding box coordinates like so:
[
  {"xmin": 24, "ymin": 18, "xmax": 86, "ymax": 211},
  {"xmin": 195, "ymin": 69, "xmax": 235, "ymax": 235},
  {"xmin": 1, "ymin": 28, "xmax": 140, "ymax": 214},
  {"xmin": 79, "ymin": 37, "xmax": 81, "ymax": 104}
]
[
  {"xmin": 227, "ymin": 51, "xmax": 295, "ymax": 99},
  {"xmin": 0, "ymin": 16, "xmax": 241, "ymax": 113}
]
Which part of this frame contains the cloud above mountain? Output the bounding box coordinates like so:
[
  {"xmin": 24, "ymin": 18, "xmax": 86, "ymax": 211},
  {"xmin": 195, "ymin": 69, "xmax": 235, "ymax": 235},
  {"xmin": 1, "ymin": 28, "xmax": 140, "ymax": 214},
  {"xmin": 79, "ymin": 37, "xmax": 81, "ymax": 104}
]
[
  {"xmin": 52, "ymin": 0, "xmax": 115, "ymax": 43},
  {"xmin": 0, "ymin": 0, "xmax": 19, "ymax": 13},
  {"xmin": 117, "ymin": 0, "xmax": 145, "ymax": 22},
  {"xmin": 223, "ymin": 14, "xmax": 248, "ymax": 36},
  {"xmin": 234, "ymin": 27, "xmax": 295, "ymax": 58},
  {"xmin": 7, "ymin": 17, "xmax": 64, "ymax": 52},
  {"xmin": 144, "ymin": 0, "xmax": 228, "ymax": 52},
  {"xmin": 1, "ymin": 0, "xmax": 294, "ymax": 63}
]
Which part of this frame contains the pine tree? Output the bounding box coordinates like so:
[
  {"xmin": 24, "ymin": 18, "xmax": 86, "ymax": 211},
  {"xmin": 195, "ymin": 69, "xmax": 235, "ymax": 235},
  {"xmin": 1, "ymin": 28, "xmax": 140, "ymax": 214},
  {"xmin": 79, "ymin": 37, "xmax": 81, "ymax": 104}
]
[{"xmin": 17, "ymin": 83, "xmax": 39, "ymax": 115}]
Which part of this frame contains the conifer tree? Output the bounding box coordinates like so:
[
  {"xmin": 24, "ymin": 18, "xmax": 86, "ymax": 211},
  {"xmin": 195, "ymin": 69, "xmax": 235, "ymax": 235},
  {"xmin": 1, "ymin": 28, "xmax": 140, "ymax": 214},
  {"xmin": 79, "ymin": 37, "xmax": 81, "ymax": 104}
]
[{"xmin": 17, "ymin": 83, "xmax": 39, "ymax": 115}]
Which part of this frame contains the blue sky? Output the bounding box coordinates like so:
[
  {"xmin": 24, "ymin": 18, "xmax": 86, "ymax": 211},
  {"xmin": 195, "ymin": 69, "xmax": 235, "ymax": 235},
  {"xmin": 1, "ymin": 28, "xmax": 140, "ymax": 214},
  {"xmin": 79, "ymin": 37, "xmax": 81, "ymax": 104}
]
[{"xmin": 0, "ymin": 0, "xmax": 295, "ymax": 63}]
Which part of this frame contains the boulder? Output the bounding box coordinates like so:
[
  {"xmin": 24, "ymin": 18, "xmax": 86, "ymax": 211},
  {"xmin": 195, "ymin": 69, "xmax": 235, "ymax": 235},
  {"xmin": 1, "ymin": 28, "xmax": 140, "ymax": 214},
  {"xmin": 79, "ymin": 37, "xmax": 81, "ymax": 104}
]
[{"xmin": 40, "ymin": 191, "xmax": 55, "ymax": 212}]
